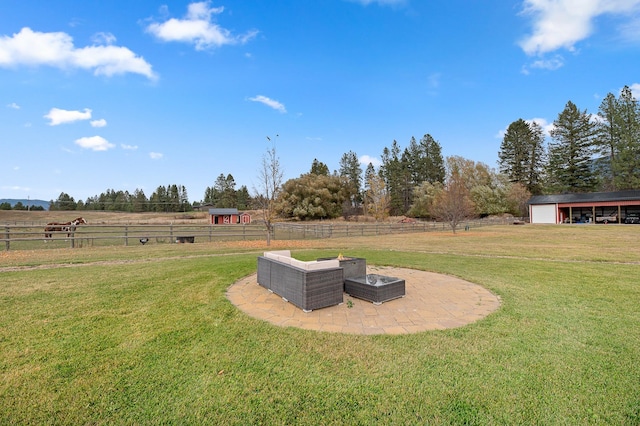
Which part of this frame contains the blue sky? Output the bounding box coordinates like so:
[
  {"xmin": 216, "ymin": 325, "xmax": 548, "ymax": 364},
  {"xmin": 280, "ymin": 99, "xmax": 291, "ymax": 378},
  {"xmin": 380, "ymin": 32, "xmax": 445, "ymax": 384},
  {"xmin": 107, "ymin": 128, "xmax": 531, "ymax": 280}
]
[{"xmin": 2, "ymin": 0, "xmax": 639, "ymax": 202}]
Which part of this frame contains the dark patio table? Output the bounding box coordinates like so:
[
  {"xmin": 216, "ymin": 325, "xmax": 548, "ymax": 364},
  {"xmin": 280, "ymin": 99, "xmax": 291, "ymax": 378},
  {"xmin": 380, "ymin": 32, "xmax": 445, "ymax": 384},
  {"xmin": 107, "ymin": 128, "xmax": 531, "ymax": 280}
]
[{"xmin": 344, "ymin": 274, "xmax": 405, "ymax": 305}]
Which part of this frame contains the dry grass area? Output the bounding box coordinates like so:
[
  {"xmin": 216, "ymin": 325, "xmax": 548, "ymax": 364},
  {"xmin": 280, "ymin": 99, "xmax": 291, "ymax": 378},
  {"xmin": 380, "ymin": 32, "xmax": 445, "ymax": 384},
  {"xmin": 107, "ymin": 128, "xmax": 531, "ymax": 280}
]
[{"xmin": 0, "ymin": 210, "xmax": 211, "ymax": 224}]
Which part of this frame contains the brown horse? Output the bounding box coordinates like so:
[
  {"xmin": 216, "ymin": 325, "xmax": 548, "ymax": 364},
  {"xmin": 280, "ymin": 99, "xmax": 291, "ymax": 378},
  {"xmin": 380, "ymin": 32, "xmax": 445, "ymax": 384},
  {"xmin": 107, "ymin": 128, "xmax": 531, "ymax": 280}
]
[{"xmin": 44, "ymin": 217, "xmax": 87, "ymax": 240}]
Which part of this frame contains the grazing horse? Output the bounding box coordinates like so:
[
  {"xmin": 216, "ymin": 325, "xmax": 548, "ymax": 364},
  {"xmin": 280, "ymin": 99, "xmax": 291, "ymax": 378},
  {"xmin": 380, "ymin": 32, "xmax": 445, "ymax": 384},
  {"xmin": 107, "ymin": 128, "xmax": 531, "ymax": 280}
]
[{"xmin": 44, "ymin": 217, "xmax": 87, "ymax": 240}]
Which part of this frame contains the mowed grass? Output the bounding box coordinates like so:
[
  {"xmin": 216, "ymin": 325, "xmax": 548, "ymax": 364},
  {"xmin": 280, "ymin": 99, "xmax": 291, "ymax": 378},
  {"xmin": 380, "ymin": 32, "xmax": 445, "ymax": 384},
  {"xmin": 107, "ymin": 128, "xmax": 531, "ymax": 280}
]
[{"xmin": 1, "ymin": 225, "xmax": 640, "ymax": 424}]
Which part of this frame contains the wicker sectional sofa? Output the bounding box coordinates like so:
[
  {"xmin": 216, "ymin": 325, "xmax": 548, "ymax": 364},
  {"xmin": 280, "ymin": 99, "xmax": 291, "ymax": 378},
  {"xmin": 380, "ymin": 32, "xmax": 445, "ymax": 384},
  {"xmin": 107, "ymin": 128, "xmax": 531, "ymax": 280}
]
[{"xmin": 257, "ymin": 250, "xmax": 344, "ymax": 312}]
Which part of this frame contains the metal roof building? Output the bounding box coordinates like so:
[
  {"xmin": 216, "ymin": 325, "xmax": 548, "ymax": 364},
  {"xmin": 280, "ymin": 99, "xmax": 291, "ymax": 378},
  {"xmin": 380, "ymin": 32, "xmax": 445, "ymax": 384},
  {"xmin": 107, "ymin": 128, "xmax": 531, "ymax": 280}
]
[{"xmin": 527, "ymin": 190, "xmax": 640, "ymax": 224}]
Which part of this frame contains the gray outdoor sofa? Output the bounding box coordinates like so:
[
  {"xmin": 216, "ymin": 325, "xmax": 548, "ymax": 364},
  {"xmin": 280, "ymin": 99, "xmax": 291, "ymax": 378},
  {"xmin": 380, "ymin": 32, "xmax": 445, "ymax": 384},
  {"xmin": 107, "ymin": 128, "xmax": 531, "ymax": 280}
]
[{"xmin": 257, "ymin": 250, "xmax": 344, "ymax": 312}]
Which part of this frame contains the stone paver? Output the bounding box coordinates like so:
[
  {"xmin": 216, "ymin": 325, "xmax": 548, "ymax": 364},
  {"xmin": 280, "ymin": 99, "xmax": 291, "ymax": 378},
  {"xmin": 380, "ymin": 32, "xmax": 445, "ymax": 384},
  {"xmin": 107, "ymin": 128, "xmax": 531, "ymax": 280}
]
[{"xmin": 226, "ymin": 266, "xmax": 501, "ymax": 335}]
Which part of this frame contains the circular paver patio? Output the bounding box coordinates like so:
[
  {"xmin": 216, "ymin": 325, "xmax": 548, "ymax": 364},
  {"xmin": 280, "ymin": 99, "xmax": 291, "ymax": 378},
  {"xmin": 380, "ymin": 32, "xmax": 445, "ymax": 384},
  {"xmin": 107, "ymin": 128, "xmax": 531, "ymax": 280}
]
[{"xmin": 226, "ymin": 266, "xmax": 501, "ymax": 335}]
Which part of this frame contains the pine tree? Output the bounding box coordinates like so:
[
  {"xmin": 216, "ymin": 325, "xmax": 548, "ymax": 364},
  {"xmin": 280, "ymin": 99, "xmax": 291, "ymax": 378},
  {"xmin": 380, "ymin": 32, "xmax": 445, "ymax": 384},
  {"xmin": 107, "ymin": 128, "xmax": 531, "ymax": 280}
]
[
  {"xmin": 310, "ymin": 158, "xmax": 330, "ymax": 175},
  {"xmin": 419, "ymin": 134, "xmax": 445, "ymax": 184},
  {"xmin": 338, "ymin": 151, "xmax": 363, "ymax": 207},
  {"xmin": 613, "ymin": 86, "xmax": 640, "ymax": 189},
  {"xmin": 499, "ymin": 119, "xmax": 546, "ymax": 195},
  {"xmin": 547, "ymin": 101, "xmax": 597, "ymax": 193}
]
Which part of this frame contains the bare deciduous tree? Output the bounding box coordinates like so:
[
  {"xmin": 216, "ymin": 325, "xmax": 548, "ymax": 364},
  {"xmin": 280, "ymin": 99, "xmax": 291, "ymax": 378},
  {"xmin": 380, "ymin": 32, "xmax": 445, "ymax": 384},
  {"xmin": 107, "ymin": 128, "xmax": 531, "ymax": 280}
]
[{"xmin": 254, "ymin": 140, "xmax": 283, "ymax": 245}]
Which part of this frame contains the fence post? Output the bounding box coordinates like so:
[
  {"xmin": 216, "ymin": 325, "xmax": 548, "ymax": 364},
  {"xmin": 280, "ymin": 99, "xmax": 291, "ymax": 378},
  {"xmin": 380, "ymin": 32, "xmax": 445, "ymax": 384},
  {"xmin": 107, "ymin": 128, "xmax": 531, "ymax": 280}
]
[
  {"xmin": 5, "ymin": 226, "xmax": 9, "ymax": 251},
  {"xmin": 125, "ymin": 225, "xmax": 128, "ymax": 246},
  {"xmin": 170, "ymin": 224, "xmax": 174, "ymax": 243}
]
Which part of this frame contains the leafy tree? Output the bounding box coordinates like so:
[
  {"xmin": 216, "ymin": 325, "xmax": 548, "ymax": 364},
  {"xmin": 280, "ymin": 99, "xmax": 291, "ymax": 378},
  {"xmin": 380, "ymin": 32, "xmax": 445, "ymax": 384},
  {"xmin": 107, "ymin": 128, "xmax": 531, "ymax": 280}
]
[
  {"xmin": 547, "ymin": 101, "xmax": 598, "ymax": 193},
  {"xmin": 276, "ymin": 173, "xmax": 347, "ymax": 220},
  {"xmin": 432, "ymin": 157, "xmax": 477, "ymax": 232},
  {"xmin": 499, "ymin": 119, "xmax": 546, "ymax": 195},
  {"xmin": 505, "ymin": 182, "xmax": 532, "ymax": 217},
  {"xmin": 407, "ymin": 181, "xmax": 443, "ymax": 219},
  {"xmin": 0, "ymin": 202, "xmax": 11, "ymax": 210},
  {"xmin": 310, "ymin": 158, "xmax": 330, "ymax": 176}
]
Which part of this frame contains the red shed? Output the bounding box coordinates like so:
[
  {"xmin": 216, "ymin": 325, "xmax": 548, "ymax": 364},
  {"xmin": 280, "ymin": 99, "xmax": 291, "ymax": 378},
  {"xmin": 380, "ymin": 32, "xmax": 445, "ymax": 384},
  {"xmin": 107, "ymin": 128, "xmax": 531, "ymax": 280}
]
[{"xmin": 208, "ymin": 208, "xmax": 251, "ymax": 225}]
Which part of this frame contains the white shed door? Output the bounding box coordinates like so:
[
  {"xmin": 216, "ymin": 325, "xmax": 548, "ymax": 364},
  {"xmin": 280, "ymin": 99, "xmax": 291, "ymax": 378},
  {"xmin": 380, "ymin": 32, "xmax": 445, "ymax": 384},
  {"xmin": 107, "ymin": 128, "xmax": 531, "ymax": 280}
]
[{"xmin": 531, "ymin": 204, "xmax": 557, "ymax": 224}]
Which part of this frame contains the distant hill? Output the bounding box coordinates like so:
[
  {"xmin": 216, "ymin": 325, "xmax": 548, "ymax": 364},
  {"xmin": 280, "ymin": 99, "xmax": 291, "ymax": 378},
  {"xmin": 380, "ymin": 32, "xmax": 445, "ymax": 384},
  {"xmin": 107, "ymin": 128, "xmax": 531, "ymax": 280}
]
[{"xmin": 0, "ymin": 199, "xmax": 50, "ymax": 210}]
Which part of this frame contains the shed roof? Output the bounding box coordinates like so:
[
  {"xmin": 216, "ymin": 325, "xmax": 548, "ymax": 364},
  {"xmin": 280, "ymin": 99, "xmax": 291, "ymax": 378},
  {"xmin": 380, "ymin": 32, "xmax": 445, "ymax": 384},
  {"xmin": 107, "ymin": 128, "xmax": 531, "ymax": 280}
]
[
  {"xmin": 528, "ymin": 190, "xmax": 640, "ymax": 205},
  {"xmin": 208, "ymin": 208, "xmax": 240, "ymax": 215}
]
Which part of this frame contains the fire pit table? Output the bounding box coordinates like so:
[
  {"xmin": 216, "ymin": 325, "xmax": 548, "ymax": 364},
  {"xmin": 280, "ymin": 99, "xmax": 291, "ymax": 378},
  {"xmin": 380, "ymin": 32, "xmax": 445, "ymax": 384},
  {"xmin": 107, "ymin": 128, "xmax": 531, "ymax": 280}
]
[{"xmin": 344, "ymin": 274, "xmax": 405, "ymax": 305}]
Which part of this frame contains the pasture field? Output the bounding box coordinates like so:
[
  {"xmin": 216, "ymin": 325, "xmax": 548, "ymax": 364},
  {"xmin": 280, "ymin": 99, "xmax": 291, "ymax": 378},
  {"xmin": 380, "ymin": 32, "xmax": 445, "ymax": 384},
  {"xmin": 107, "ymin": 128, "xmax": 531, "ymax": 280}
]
[{"xmin": 1, "ymin": 224, "xmax": 639, "ymax": 424}]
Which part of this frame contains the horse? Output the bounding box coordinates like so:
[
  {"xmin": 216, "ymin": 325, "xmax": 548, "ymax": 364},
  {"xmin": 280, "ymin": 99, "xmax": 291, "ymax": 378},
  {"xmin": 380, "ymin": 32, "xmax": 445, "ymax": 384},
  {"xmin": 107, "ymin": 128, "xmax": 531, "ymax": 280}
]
[{"xmin": 44, "ymin": 217, "xmax": 87, "ymax": 240}]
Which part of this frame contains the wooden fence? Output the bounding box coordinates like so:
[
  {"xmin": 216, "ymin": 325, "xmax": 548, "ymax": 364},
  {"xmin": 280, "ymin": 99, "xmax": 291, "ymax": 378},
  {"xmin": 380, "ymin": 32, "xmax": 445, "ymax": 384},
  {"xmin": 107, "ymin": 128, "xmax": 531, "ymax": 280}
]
[{"xmin": 2, "ymin": 217, "xmax": 521, "ymax": 251}]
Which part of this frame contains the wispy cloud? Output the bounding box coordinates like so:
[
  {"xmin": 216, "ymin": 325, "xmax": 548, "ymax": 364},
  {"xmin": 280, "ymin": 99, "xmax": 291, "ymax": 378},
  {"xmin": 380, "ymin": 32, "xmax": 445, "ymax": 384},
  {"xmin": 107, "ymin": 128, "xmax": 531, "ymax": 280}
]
[
  {"xmin": 121, "ymin": 144, "xmax": 138, "ymax": 150},
  {"xmin": 249, "ymin": 95, "xmax": 286, "ymax": 113},
  {"xmin": 149, "ymin": 152, "xmax": 163, "ymax": 160},
  {"xmin": 0, "ymin": 27, "xmax": 156, "ymax": 79},
  {"xmin": 7, "ymin": 102, "xmax": 20, "ymax": 109},
  {"xmin": 1, "ymin": 185, "xmax": 31, "ymax": 192},
  {"xmin": 90, "ymin": 118, "xmax": 107, "ymax": 128},
  {"xmin": 45, "ymin": 107, "xmax": 92, "ymax": 125},
  {"xmin": 146, "ymin": 1, "xmax": 258, "ymax": 50},
  {"xmin": 75, "ymin": 136, "xmax": 115, "ymax": 151}
]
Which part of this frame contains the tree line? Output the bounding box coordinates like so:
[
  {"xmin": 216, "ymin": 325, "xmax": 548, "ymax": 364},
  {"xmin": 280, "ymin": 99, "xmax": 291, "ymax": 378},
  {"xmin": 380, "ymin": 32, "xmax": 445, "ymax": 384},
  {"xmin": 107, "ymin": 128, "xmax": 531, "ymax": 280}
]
[
  {"xmin": 39, "ymin": 85, "xmax": 639, "ymax": 229},
  {"xmin": 499, "ymin": 85, "xmax": 640, "ymax": 194}
]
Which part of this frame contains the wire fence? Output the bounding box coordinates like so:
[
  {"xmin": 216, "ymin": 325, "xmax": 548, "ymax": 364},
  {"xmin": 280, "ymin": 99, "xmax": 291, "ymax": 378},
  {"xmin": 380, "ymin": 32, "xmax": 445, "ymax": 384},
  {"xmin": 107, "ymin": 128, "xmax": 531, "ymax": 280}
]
[{"xmin": 2, "ymin": 217, "xmax": 522, "ymax": 251}]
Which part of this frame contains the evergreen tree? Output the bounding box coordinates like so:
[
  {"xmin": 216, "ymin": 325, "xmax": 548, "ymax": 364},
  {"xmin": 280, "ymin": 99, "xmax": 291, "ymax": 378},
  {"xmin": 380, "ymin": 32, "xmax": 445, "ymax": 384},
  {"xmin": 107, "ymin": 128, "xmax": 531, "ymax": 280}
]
[
  {"xmin": 499, "ymin": 119, "xmax": 546, "ymax": 195},
  {"xmin": 612, "ymin": 86, "xmax": 640, "ymax": 189},
  {"xmin": 547, "ymin": 101, "xmax": 597, "ymax": 193},
  {"xmin": 418, "ymin": 134, "xmax": 445, "ymax": 184},
  {"xmin": 379, "ymin": 140, "xmax": 404, "ymax": 215},
  {"xmin": 132, "ymin": 189, "xmax": 148, "ymax": 212},
  {"xmin": 310, "ymin": 158, "xmax": 330, "ymax": 175},
  {"xmin": 236, "ymin": 185, "xmax": 251, "ymax": 210},
  {"xmin": 595, "ymin": 92, "xmax": 619, "ymax": 189},
  {"xmin": 338, "ymin": 151, "xmax": 363, "ymax": 207}
]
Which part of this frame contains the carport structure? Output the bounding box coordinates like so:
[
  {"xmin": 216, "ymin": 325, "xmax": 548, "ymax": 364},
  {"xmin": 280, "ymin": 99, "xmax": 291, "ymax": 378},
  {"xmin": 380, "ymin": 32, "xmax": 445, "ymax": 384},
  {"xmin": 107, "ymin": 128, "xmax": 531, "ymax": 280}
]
[{"xmin": 528, "ymin": 190, "xmax": 640, "ymax": 224}]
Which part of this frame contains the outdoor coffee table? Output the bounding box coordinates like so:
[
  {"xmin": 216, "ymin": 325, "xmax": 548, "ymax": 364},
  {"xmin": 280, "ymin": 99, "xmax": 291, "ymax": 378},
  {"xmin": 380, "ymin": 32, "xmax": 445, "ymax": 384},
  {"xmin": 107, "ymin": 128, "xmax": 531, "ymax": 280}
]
[{"xmin": 344, "ymin": 274, "xmax": 405, "ymax": 305}]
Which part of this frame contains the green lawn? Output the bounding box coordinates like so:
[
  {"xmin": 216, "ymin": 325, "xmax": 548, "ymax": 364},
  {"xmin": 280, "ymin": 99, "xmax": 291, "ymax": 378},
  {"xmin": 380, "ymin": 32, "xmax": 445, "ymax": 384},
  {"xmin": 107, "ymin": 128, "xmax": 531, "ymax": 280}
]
[{"xmin": 1, "ymin": 225, "xmax": 639, "ymax": 424}]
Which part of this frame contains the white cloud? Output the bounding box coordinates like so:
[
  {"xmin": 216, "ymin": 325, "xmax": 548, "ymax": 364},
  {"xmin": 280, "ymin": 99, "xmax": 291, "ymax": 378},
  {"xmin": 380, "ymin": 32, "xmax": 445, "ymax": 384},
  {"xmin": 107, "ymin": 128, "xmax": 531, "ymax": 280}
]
[
  {"xmin": 359, "ymin": 154, "xmax": 381, "ymax": 167},
  {"xmin": 629, "ymin": 83, "xmax": 640, "ymax": 99},
  {"xmin": 7, "ymin": 102, "xmax": 20, "ymax": 109},
  {"xmin": 121, "ymin": 144, "xmax": 138, "ymax": 150},
  {"xmin": 91, "ymin": 32, "xmax": 116, "ymax": 45},
  {"xmin": 0, "ymin": 27, "xmax": 156, "ymax": 79},
  {"xmin": 146, "ymin": 1, "xmax": 258, "ymax": 50},
  {"xmin": 1, "ymin": 185, "xmax": 31, "ymax": 192},
  {"xmin": 44, "ymin": 107, "xmax": 92, "ymax": 125},
  {"xmin": 75, "ymin": 136, "xmax": 115, "ymax": 151},
  {"xmin": 249, "ymin": 95, "xmax": 286, "ymax": 113},
  {"xmin": 90, "ymin": 118, "xmax": 107, "ymax": 128},
  {"xmin": 519, "ymin": 0, "xmax": 640, "ymax": 56},
  {"xmin": 150, "ymin": 152, "xmax": 163, "ymax": 159}
]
